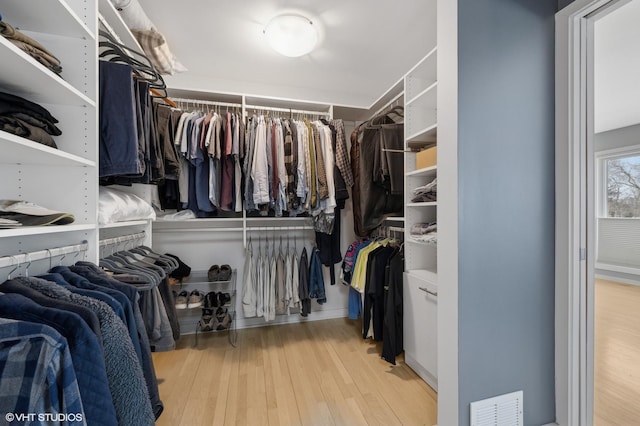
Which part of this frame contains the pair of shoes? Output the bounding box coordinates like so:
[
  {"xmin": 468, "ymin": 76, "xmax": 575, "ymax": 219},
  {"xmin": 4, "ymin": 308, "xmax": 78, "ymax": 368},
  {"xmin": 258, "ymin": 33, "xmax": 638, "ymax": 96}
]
[
  {"xmin": 214, "ymin": 307, "xmax": 232, "ymax": 330},
  {"xmin": 199, "ymin": 308, "xmax": 215, "ymax": 331},
  {"xmin": 175, "ymin": 290, "xmax": 204, "ymax": 309},
  {"xmin": 207, "ymin": 264, "xmax": 232, "ymax": 282},
  {"xmin": 204, "ymin": 291, "xmax": 231, "ymax": 308},
  {"xmin": 188, "ymin": 290, "xmax": 204, "ymax": 308},
  {"xmin": 198, "ymin": 307, "xmax": 232, "ymax": 331}
]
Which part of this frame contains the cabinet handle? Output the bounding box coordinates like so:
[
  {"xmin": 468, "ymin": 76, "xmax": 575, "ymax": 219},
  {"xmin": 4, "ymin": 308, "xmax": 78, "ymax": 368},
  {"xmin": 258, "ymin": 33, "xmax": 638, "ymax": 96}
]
[{"xmin": 419, "ymin": 287, "xmax": 438, "ymax": 297}]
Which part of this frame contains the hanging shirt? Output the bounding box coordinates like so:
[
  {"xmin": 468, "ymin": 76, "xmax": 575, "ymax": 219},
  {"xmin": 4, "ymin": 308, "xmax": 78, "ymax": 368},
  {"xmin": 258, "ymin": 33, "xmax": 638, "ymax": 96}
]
[
  {"xmin": 242, "ymin": 244, "xmax": 256, "ymax": 318},
  {"xmin": 318, "ymin": 122, "xmax": 337, "ymax": 214},
  {"xmin": 291, "ymin": 248, "xmax": 300, "ymax": 312},
  {"xmin": 305, "ymin": 120, "xmax": 317, "ymax": 209},
  {"xmin": 244, "ymin": 117, "xmax": 257, "ymax": 211},
  {"xmin": 233, "ymin": 114, "xmax": 243, "ymax": 213},
  {"xmin": 312, "ymin": 123, "xmax": 328, "ymax": 202},
  {"xmin": 330, "ymin": 119, "xmax": 353, "ymax": 187},
  {"xmin": 275, "ymin": 119, "xmax": 287, "ymax": 216},
  {"xmin": 299, "ymin": 247, "xmax": 311, "ymax": 317},
  {"xmin": 268, "ymin": 249, "xmax": 277, "ymax": 321},
  {"xmin": 256, "ymin": 249, "xmax": 264, "ymax": 318},
  {"xmin": 275, "ymin": 250, "xmax": 286, "ymax": 315},
  {"xmin": 252, "ymin": 116, "xmax": 269, "ymax": 205},
  {"xmin": 284, "ymin": 248, "xmax": 293, "ymax": 314},
  {"xmin": 296, "ymin": 121, "xmax": 309, "ymax": 209}
]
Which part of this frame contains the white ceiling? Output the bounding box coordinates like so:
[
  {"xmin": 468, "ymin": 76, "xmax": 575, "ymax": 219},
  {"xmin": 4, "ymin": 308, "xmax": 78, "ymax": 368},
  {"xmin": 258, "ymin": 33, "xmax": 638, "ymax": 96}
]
[
  {"xmin": 137, "ymin": 0, "xmax": 436, "ymax": 109},
  {"xmin": 595, "ymin": 0, "xmax": 640, "ymax": 133}
]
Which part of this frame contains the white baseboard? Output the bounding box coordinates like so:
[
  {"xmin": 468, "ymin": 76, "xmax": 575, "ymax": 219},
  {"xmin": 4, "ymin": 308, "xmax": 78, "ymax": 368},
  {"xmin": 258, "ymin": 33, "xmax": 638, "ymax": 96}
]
[
  {"xmin": 596, "ymin": 262, "xmax": 640, "ymax": 276},
  {"xmin": 596, "ymin": 271, "xmax": 640, "ymax": 287},
  {"xmin": 236, "ymin": 308, "xmax": 349, "ymax": 330},
  {"xmin": 404, "ymin": 353, "xmax": 438, "ymax": 392}
]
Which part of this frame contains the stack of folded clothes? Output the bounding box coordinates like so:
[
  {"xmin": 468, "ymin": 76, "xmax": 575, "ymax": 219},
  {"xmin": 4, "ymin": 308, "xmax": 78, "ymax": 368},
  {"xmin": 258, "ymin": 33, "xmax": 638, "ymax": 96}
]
[
  {"xmin": 0, "ymin": 15, "xmax": 62, "ymax": 75},
  {"xmin": 411, "ymin": 177, "xmax": 437, "ymax": 203},
  {"xmin": 0, "ymin": 91, "xmax": 62, "ymax": 148},
  {"xmin": 410, "ymin": 222, "xmax": 437, "ymax": 246}
]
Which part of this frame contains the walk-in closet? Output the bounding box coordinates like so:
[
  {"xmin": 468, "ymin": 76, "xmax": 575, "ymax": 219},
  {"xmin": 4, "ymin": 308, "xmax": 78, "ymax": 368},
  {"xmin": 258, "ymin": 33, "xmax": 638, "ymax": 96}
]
[{"xmin": 0, "ymin": 0, "xmax": 562, "ymax": 425}]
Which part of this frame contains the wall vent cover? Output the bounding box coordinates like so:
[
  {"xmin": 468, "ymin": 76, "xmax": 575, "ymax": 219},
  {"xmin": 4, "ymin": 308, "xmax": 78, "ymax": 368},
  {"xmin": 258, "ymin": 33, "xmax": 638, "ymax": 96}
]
[{"xmin": 470, "ymin": 390, "xmax": 523, "ymax": 426}]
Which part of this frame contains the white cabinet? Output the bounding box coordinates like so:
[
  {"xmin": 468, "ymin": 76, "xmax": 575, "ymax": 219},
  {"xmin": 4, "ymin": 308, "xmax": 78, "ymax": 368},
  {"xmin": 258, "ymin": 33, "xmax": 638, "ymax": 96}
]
[
  {"xmin": 404, "ymin": 270, "xmax": 438, "ymax": 390},
  {"xmin": 402, "ymin": 48, "xmax": 438, "ymax": 389},
  {"xmin": 0, "ymin": 0, "xmax": 98, "ymax": 273}
]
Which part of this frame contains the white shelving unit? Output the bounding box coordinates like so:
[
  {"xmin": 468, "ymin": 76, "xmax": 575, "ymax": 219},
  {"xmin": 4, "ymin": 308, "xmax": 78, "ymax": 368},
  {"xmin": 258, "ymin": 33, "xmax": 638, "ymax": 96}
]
[
  {"xmin": 0, "ymin": 0, "xmax": 99, "ymax": 274},
  {"xmin": 403, "ymin": 47, "xmax": 439, "ymax": 391}
]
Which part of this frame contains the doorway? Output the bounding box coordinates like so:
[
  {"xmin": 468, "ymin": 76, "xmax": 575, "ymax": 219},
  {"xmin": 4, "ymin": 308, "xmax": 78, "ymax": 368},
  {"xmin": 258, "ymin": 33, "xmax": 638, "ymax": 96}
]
[
  {"xmin": 556, "ymin": 0, "xmax": 640, "ymax": 424},
  {"xmin": 592, "ymin": 1, "xmax": 640, "ymax": 423}
]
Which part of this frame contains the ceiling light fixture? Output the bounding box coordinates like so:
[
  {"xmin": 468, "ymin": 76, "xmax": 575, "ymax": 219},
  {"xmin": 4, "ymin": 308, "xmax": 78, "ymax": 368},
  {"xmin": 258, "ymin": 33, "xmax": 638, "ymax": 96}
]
[{"xmin": 264, "ymin": 13, "xmax": 318, "ymax": 57}]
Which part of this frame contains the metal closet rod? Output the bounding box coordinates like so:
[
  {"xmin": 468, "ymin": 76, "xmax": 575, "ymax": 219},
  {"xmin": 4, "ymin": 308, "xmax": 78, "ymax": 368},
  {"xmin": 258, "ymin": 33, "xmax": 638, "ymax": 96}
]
[
  {"xmin": 387, "ymin": 226, "xmax": 405, "ymax": 233},
  {"xmin": 99, "ymin": 231, "xmax": 146, "ymax": 247},
  {"xmin": 370, "ymin": 91, "xmax": 404, "ymax": 119},
  {"xmin": 156, "ymin": 227, "xmax": 245, "ymax": 233},
  {"xmin": 171, "ymin": 98, "xmax": 242, "ymax": 109},
  {"xmin": 0, "ymin": 241, "xmax": 89, "ymax": 269},
  {"xmin": 245, "ymin": 104, "xmax": 331, "ymax": 117},
  {"xmin": 247, "ymin": 226, "xmax": 314, "ymax": 232}
]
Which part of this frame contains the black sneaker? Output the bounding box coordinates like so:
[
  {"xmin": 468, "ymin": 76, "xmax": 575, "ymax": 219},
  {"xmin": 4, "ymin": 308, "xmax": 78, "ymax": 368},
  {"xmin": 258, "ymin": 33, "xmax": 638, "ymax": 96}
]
[
  {"xmin": 204, "ymin": 291, "xmax": 219, "ymax": 308},
  {"xmin": 217, "ymin": 292, "xmax": 231, "ymax": 306}
]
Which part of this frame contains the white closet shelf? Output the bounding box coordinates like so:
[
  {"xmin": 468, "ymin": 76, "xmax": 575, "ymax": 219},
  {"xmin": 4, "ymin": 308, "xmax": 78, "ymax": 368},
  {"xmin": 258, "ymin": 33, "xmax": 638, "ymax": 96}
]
[
  {"xmin": 0, "ymin": 131, "xmax": 95, "ymax": 167},
  {"xmin": 406, "ymin": 238, "xmax": 438, "ymax": 247},
  {"xmin": 245, "ymin": 217, "xmax": 312, "ymax": 222},
  {"xmin": 1, "ymin": 0, "xmax": 95, "ymax": 39},
  {"xmin": 98, "ymin": 0, "xmax": 142, "ymax": 51},
  {"xmin": 0, "ymin": 38, "xmax": 95, "ymax": 107},
  {"xmin": 406, "ymin": 124, "xmax": 437, "ymax": 146},
  {"xmin": 0, "ymin": 224, "xmax": 95, "ymax": 238},
  {"xmin": 404, "ymin": 46, "xmax": 437, "ymax": 100},
  {"xmin": 406, "ymin": 269, "xmax": 438, "ymax": 285},
  {"xmin": 99, "ymin": 220, "xmax": 151, "ymax": 229},
  {"xmin": 406, "ymin": 82, "xmax": 438, "ymax": 109},
  {"xmin": 406, "ymin": 165, "xmax": 437, "ymax": 178},
  {"xmin": 153, "ymin": 219, "xmax": 244, "ymax": 231},
  {"xmin": 407, "ymin": 202, "xmax": 437, "ymax": 207}
]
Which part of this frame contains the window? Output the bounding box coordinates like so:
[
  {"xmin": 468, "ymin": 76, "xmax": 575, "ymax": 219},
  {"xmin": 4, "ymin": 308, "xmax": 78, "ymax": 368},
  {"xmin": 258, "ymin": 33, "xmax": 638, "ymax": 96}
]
[{"xmin": 603, "ymin": 151, "xmax": 640, "ymax": 218}]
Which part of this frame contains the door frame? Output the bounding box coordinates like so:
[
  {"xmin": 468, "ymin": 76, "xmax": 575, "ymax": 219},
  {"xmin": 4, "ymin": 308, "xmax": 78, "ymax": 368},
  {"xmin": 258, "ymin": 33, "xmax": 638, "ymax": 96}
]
[{"xmin": 555, "ymin": 0, "xmax": 630, "ymax": 424}]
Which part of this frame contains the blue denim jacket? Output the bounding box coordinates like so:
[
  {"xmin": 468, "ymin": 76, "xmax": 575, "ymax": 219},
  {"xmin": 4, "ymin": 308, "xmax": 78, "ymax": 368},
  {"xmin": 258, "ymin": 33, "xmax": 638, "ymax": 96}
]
[{"xmin": 309, "ymin": 247, "xmax": 326, "ymax": 304}]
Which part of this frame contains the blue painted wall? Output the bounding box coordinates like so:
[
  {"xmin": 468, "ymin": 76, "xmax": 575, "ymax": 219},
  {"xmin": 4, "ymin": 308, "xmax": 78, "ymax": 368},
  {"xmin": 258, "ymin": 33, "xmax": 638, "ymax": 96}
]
[
  {"xmin": 457, "ymin": 0, "xmax": 557, "ymax": 424},
  {"xmin": 559, "ymin": 0, "xmax": 576, "ymax": 11}
]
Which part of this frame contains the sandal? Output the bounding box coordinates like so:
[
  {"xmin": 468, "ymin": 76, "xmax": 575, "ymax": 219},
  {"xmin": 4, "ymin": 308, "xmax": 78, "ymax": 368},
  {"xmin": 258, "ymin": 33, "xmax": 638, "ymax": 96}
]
[
  {"xmin": 207, "ymin": 265, "xmax": 219, "ymax": 282},
  {"xmin": 218, "ymin": 264, "xmax": 232, "ymax": 281},
  {"xmin": 199, "ymin": 308, "xmax": 215, "ymax": 331}
]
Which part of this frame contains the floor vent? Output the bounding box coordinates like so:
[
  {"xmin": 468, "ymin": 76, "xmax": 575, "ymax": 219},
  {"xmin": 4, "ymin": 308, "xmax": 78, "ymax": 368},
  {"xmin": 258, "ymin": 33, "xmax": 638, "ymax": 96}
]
[{"xmin": 470, "ymin": 390, "xmax": 523, "ymax": 426}]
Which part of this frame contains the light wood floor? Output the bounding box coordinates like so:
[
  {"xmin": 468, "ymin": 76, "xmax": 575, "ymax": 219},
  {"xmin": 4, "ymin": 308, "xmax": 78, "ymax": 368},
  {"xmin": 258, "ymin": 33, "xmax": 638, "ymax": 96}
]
[
  {"xmin": 595, "ymin": 279, "xmax": 640, "ymax": 425},
  {"xmin": 152, "ymin": 318, "xmax": 437, "ymax": 426}
]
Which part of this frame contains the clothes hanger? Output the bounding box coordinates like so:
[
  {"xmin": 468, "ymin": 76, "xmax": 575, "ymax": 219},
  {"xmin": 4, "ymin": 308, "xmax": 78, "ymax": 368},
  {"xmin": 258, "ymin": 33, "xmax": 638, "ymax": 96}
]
[
  {"xmin": 101, "ymin": 251, "xmax": 159, "ymax": 285},
  {"xmin": 98, "ymin": 30, "xmax": 168, "ymax": 94},
  {"xmin": 111, "ymin": 246, "xmax": 166, "ymax": 279},
  {"xmin": 6, "ymin": 256, "xmax": 20, "ymax": 280},
  {"xmin": 149, "ymin": 88, "xmax": 177, "ymax": 108}
]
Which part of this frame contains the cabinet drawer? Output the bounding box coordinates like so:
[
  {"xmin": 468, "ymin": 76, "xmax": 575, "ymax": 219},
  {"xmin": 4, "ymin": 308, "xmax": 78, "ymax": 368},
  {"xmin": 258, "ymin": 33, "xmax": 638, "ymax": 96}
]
[{"xmin": 403, "ymin": 272, "xmax": 438, "ymax": 389}]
